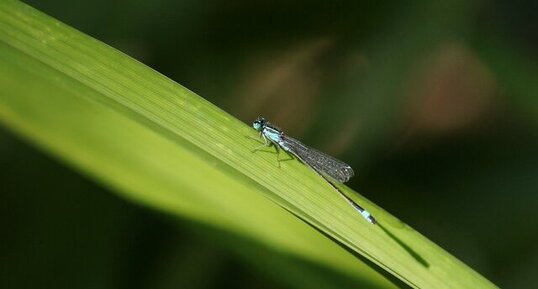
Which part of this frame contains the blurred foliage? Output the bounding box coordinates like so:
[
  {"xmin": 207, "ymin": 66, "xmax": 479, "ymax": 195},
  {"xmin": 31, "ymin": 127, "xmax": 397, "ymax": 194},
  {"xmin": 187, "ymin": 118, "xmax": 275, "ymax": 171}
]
[{"xmin": 1, "ymin": 0, "xmax": 538, "ymax": 288}]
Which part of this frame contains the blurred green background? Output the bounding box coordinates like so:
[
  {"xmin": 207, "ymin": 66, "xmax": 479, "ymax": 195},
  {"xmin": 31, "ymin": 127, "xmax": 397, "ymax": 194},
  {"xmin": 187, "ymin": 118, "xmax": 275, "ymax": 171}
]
[{"xmin": 1, "ymin": 0, "xmax": 537, "ymax": 288}]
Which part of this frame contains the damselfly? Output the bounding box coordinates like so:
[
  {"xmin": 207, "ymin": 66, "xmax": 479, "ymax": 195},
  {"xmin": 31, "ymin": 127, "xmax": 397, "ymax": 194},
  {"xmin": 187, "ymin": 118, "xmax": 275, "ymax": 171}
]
[{"xmin": 252, "ymin": 117, "xmax": 376, "ymax": 224}]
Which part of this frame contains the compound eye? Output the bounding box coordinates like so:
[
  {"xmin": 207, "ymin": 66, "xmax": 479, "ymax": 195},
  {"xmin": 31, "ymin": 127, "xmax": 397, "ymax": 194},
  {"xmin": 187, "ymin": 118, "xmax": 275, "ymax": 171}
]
[{"xmin": 252, "ymin": 121, "xmax": 262, "ymax": 131}]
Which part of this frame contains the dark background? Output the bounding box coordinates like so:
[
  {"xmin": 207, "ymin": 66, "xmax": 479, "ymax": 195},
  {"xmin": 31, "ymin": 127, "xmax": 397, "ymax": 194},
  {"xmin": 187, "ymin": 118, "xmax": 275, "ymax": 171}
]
[{"xmin": 2, "ymin": 1, "xmax": 538, "ymax": 288}]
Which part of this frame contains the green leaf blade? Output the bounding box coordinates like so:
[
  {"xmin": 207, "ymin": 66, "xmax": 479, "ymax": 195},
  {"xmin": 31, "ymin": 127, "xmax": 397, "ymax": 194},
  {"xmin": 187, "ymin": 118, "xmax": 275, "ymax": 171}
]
[{"xmin": 0, "ymin": 1, "xmax": 497, "ymax": 288}]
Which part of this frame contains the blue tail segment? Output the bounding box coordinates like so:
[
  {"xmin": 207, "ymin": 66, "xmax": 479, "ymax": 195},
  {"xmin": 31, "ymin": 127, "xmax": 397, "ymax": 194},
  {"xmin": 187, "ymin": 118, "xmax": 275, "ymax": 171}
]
[
  {"xmin": 360, "ymin": 210, "xmax": 377, "ymax": 225},
  {"xmin": 350, "ymin": 201, "xmax": 377, "ymax": 224}
]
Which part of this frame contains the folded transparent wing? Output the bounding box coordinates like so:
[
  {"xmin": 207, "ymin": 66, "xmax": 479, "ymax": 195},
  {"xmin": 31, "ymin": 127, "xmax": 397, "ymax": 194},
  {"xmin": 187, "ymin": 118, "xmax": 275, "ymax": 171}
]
[{"xmin": 281, "ymin": 135, "xmax": 354, "ymax": 183}]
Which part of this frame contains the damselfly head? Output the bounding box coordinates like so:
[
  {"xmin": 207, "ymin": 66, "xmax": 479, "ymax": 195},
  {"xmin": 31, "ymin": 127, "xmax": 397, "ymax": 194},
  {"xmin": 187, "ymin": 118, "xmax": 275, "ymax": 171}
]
[{"xmin": 252, "ymin": 117, "xmax": 267, "ymax": 132}]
